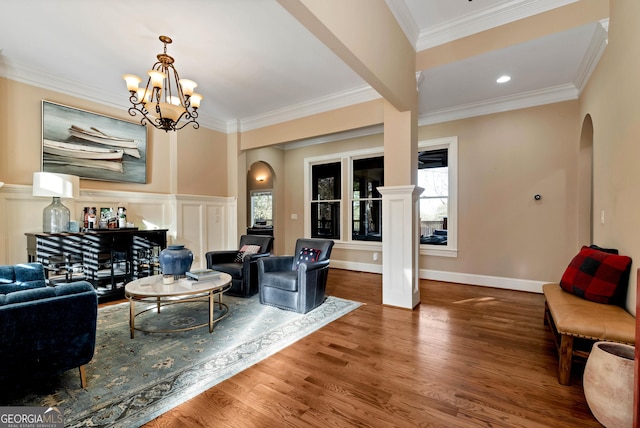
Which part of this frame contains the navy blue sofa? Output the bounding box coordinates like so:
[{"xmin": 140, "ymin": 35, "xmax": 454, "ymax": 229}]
[{"xmin": 0, "ymin": 263, "xmax": 98, "ymax": 388}]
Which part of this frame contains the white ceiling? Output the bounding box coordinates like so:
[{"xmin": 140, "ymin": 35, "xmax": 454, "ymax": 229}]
[{"xmin": 0, "ymin": 0, "xmax": 607, "ymax": 134}]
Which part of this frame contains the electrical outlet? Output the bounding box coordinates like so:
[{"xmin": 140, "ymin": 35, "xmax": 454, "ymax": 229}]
[{"xmin": 373, "ymin": 252, "xmax": 378, "ymax": 261}]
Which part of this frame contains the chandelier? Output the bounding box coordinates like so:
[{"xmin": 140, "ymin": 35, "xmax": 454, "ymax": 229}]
[{"xmin": 123, "ymin": 36, "xmax": 202, "ymax": 132}]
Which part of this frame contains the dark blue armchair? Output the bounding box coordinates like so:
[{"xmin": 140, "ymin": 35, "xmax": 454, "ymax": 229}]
[
  {"xmin": 205, "ymin": 234, "xmax": 274, "ymax": 297},
  {"xmin": 257, "ymin": 238, "xmax": 334, "ymax": 313}
]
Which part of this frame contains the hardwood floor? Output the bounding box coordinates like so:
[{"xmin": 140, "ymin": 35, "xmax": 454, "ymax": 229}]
[{"xmin": 140, "ymin": 269, "xmax": 598, "ymax": 427}]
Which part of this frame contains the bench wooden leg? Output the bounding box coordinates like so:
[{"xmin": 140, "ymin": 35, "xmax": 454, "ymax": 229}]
[
  {"xmin": 79, "ymin": 365, "xmax": 87, "ymax": 389},
  {"xmin": 558, "ymin": 334, "xmax": 574, "ymax": 385},
  {"xmin": 543, "ymin": 301, "xmax": 549, "ymax": 326}
]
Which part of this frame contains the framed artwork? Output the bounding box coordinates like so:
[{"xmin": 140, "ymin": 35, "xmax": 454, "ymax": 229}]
[{"xmin": 42, "ymin": 100, "xmax": 147, "ymax": 183}]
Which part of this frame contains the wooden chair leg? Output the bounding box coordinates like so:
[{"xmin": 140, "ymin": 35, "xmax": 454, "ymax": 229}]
[
  {"xmin": 558, "ymin": 334, "xmax": 574, "ymax": 385},
  {"xmin": 79, "ymin": 365, "xmax": 87, "ymax": 389}
]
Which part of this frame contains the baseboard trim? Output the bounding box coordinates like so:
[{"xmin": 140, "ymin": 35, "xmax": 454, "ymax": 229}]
[
  {"xmin": 330, "ymin": 260, "xmax": 545, "ymax": 294},
  {"xmin": 331, "ymin": 260, "xmax": 382, "ymax": 274},
  {"xmin": 419, "ymin": 269, "xmax": 545, "ymax": 294}
]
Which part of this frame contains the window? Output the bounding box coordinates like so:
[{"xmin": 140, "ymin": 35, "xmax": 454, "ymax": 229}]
[
  {"xmin": 352, "ymin": 156, "xmax": 383, "ymax": 241},
  {"xmin": 304, "ymin": 139, "xmax": 455, "ymax": 256},
  {"xmin": 418, "ymin": 149, "xmax": 448, "ymax": 243},
  {"xmin": 310, "ymin": 162, "xmax": 341, "ymax": 239},
  {"xmin": 418, "ymin": 137, "xmax": 457, "ymax": 257},
  {"xmin": 250, "ymin": 190, "xmax": 272, "ymax": 227}
]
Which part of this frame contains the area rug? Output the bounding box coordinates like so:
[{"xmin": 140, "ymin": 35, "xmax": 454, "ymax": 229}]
[{"xmin": 3, "ymin": 294, "xmax": 360, "ymax": 427}]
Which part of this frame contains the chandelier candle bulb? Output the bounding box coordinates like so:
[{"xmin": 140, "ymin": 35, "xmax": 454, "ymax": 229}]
[
  {"xmin": 190, "ymin": 93, "xmax": 203, "ymax": 109},
  {"xmin": 148, "ymin": 70, "xmax": 166, "ymax": 89},
  {"xmin": 179, "ymin": 79, "xmax": 197, "ymax": 96},
  {"xmin": 123, "ymin": 74, "xmax": 141, "ymax": 92}
]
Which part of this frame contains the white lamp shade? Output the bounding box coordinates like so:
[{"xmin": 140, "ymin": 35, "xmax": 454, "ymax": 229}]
[
  {"xmin": 190, "ymin": 93, "xmax": 202, "ymax": 109},
  {"xmin": 32, "ymin": 172, "xmax": 79, "ymax": 199}
]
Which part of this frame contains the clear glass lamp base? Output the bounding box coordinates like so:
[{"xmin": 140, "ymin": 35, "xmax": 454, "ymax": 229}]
[{"xmin": 43, "ymin": 197, "xmax": 71, "ymax": 233}]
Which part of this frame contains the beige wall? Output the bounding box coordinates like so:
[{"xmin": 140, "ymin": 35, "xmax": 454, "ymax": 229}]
[
  {"xmin": 176, "ymin": 126, "xmax": 228, "ymax": 196},
  {"xmin": 274, "ymin": 102, "xmax": 580, "ymax": 282},
  {"xmin": 0, "ymin": 77, "xmax": 227, "ymax": 197},
  {"xmin": 418, "ymin": 101, "xmax": 580, "ymax": 282},
  {"xmin": 241, "ymin": 100, "xmax": 383, "ymax": 149},
  {"xmin": 3, "ymin": 1, "xmax": 637, "ymax": 311},
  {"xmin": 580, "ymin": 0, "xmax": 640, "ymax": 313}
]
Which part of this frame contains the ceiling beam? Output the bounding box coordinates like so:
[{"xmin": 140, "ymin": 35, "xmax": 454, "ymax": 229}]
[
  {"xmin": 416, "ymin": 0, "xmax": 609, "ymax": 71},
  {"xmin": 277, "ymin": 0, "xmax": 416, "ymax": 112}
]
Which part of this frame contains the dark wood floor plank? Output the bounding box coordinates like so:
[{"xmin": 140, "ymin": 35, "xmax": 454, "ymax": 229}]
[{"xmin": 139, "ymin": 269, "xmax": 599, "ymax": 427}]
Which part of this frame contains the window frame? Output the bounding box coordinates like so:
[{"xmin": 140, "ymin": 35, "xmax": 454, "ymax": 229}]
[
  {"xmin": 310, "ymin": 161, "xmax": 342, "ymax": 239},
  {"xmin": 303, "ymin": 138, "xmax": 457, "ymax": 258},
  {"xmin": 351, "ymin": 155, "xmax": 384, "ymax": 242},
  {"xmin": 304, "ymin": 147, "xmax": 383, "ymax": 248},
  {"xmin": 249, "ymin": 189, "xmax": 273, "ymax": 227},
  {"xmin": 418, "ymin": 137, "xmax": 458, "ymax": 258}
]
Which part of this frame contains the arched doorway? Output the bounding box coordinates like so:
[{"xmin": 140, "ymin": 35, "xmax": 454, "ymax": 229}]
[
  {"xmin": 578, "ymin": 114, "xmax": 594, "ymax": 247},
  {"xmin": 246, "ymin": 161, "xmax": 275, "ymax": 241}
]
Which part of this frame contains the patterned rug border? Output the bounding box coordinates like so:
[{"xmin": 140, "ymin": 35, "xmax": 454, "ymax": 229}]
[{"xmin": 70, "ymin": 296, "xmax": 361, "ymax": 427}]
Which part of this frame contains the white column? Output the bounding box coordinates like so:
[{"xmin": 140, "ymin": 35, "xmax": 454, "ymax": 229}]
[{"xmin": 378, "ymin": 185, "xmax": 422, "ymax": 309}]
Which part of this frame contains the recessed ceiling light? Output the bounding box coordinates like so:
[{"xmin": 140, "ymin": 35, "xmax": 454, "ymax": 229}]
[{"xmin": 497, "ymin": 75, "xmax": 511, "ymax": 84}]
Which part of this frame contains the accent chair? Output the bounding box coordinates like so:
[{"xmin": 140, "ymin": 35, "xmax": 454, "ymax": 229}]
[
  {"xmin": 205, "ymin": 234, "xmax": 274, "ymax": 297},
  {"xmin": 257, "ymin": 238, "xmax": 334, "ymax": 314}
]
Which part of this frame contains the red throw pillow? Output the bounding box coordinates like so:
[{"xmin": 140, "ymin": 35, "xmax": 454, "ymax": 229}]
[{"xmin": 560, "ymin": 246, "xmax": 632, "ymax": 305}]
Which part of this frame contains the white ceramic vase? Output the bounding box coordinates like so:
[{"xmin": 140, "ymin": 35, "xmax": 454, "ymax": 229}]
[{"xmin": 583, "ymin": 341, "xmax": 634, "ymax": 428}]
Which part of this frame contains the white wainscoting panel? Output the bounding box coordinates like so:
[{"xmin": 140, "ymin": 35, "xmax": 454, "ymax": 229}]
[
  {"xmin": 176, "ymin": 195, "xmax": 237, "ymax": 270},
  {"xmin": 0, "ymin": 185, "xmax": 235, "ymax": 267}
]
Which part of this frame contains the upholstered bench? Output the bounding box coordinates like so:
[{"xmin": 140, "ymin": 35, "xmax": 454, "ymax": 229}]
[{"xmin": 543, "ymin": 283, "xmax": 635, "ymax": 385}]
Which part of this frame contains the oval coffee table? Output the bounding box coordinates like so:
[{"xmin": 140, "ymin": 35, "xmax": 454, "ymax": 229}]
[{"xmin": 124, "ymin": 272, "xmax": 232, "ymax": 338}]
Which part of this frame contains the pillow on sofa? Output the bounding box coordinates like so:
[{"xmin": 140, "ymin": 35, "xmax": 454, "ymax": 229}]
[
  {"xmin": 0, "ymin": 266, "xmax": 16, "ymax": 284},
  {"xmin": 296, "ymin": 247, "xmax": 321, "ymax": 270},
  {"xmin": 560, "ymin": 246, "xmax": 632, "ymax": 305},
  {"xmin": 14, "ymin": 263, "xmax": 46, "ymax": 290}
]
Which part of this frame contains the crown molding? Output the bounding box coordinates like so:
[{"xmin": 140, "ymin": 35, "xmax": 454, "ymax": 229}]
[
  {"xmin": 417, "ymin": 0, "xmax": 579, "ymax": 51},
  {"xmin": 237, "ymin": 85, "xmax": 381, "ymax": 132},
  {"xmin": 418, "ymin": 83, "xmax": 579, "ymax": 126},
  {"xmin": 0, "ymin": 55, "xmax": 379, "ymax": 135},
  {"xmin": 385, "ymin": 0, "xmax": 419, "ymax": 49},
  {"xmin": 0, "ymin": 57, "xmax": 125, "ymax": 110},
  {"xmin": 0, "ymin": 57, "xmax": 228, "ymax": 133},
  {"xmin": 574, "ymin": 19, "xmax": 609, "ymax": 94}
]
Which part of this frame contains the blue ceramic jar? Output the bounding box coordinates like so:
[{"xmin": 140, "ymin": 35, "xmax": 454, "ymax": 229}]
[{"xmin": 159, "ymin": 244, "xmax": 193, "ymax": 278}]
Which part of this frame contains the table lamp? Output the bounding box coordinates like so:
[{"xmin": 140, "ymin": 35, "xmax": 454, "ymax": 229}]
[{"xmin": 32, "ymin": 172, "xmax": 79, "ymax": 233}]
